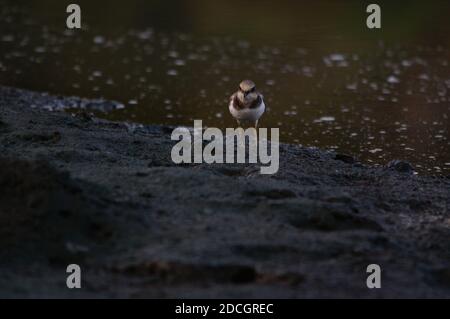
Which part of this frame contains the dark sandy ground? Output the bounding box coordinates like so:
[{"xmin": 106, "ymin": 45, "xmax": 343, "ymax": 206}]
[{"xmin": 0, "ymin": 86, "xmax": 450, "ymax": 298}]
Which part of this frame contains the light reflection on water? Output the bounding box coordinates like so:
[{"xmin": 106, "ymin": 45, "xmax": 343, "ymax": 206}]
[{"xmin": 0, "ymin": 0, "xmax": 449, "ymax": 174}]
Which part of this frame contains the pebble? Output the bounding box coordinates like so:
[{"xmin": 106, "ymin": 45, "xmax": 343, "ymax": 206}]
[{"xmin": 387, "ymin": 160, "xmax": 414, "ymax": 173}]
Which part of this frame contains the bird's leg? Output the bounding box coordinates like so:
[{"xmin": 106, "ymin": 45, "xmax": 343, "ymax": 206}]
[
  {"xmin": 235, "ymin": 120, "xmax": 245, "ymax": 149},
  {"xmin": 250, "ymin": 120, "xmax": 258, "ymax": 145}
]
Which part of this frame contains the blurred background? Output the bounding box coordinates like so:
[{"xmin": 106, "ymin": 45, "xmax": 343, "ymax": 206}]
[{"xmin": 0, "ymin": 0, "xmax": 449, "ymax": 174}]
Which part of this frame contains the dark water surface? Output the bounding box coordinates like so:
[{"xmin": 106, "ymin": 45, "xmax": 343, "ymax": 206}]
[{"xmin": 1, "ymin": 0, "xmax": 449, "ymax": 174}]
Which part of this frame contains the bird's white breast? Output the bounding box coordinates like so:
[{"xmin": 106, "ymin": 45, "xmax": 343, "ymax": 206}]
[{"xmin": 229, "ymin": 98, "xmax": 265, "ymax": 121}]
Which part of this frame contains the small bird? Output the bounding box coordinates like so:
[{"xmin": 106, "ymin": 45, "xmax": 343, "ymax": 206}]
[{"xmin": 229, "ymin": 80, "xmax": 265, "ymax": 128}]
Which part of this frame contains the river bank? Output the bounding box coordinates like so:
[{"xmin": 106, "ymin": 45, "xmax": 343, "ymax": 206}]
[{"xmin": 0, "ymin": 86, "xmax": 449, "ymax": 298}]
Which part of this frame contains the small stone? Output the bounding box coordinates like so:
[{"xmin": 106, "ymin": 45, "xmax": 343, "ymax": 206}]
[
  {"xmin": 325, "ymin": 194, "xmax": 352, "ymax": 203},
  {"xmin": 148, "ymin": 158, "xmax": 170, "ymax": 167},
  {"xmin": 0, "ymin": 117, "xmax": 8, "ymax": 133},
  {"xmin": 432, "ymin": 268, "xmax": 450, "ymax": 286},
  {"xmin": 387, "ymin": 160, "xmax": 414, "ymax": 173},
  {"xmin": 334, "ymin": 153, "xmax": 356, "ymax": 164},
  {"xmin": 74, "ymin": 111, "xmax": 93, "ymax": 122},
  {"xmin": 136, "ymin": 171, "xmax": 149, "ymax": 177},
  {"xmin": 140, "ymin": 192, "xmax": 153, "ymax": 198},
  {"xmin": 124, "ymin": 122, "xmax": 143, "ymax": 133},
  {"xmin": 65, "ymin": 242, "xmax": 90, "ymax": 254}
]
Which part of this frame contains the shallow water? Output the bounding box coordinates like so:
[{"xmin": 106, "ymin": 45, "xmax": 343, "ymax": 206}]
[{"xmin": 0, "ymin": 0, "xmax": 449, "ymax": 174}]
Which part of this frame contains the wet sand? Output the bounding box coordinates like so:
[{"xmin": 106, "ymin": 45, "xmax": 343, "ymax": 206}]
[{"xmin": 1, "ymin": 86, "xmax": 450, "ymax": 298}]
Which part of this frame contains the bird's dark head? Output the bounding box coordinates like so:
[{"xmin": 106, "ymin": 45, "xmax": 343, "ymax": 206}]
[
  {"xmin": 237, "ymin": 80, "xmax": 258, "ymax": 103},
  {"xmin": 239, "ymin": 80, "xmax": 256, "ymax": 95}
]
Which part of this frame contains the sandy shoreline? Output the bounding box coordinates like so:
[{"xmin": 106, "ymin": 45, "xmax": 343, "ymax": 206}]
[{"xmin": 1, "ymin": 85, "xmax": 450, "ymax": 298}]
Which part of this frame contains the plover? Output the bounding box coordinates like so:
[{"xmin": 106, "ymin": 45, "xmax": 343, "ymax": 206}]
[{"xmin": 229, "ymin": 80, "xmax": 265, "ymax": 128}]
